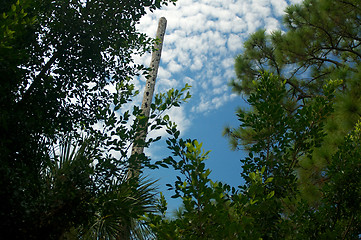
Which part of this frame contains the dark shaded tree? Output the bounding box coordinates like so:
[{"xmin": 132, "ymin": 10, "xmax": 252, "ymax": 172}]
[
  {"xmin": 145, "ymin": 1, "xmax": 361, "ymax": 238},
  {"xmin": 0, "ymin": 0, "xmax": 188, "ymax": 239},
  {"xmin": 228, "ymin": 0, "xmax": 361, "ymax": 202},
  {"xmin": 148, "ymin": 73, "xmax": 361, "ymax": 239}
]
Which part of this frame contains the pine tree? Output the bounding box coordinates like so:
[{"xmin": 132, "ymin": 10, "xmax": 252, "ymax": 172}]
[{"xmin": 227, "ymin": 0, "xmax": 361, "ymax": 203}]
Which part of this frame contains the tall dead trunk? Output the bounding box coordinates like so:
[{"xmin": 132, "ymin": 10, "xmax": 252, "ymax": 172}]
[{"xmin": 128, "ymin": 17, "xmax": 167, "ymax": 178}]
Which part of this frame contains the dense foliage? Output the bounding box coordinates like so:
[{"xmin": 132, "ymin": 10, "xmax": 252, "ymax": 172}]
[
  {"xmin": 2, "ymin": 0, "xmax": 361, "ymax": 239},
  {"xmin": 148, "ymin": 72, "xmax": 361, "ymax": 239},
  {"xmin": 229, "ymin": 0, "xmax": 361, "ymax": 199},
  {"xmin": 146, "ymin": 0, "xmax": 361, "ymax": 239},
  {"xmin": 0, "ymin": 0, "xmax": 186, "ymax": 239},
  {"xmin": 228, "ymin": 0, "xmax": 361, "ymax": 205}
]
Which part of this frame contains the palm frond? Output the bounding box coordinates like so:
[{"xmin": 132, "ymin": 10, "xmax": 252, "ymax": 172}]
[{"xmin": 77, "ymin": 176, "xmax": 158, "ymax": 240}]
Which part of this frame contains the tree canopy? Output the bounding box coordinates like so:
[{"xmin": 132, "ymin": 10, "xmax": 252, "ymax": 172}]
[
  {"xmin": 146, "ymin": 0, "xmax": 361, "ymax": 239},
  {"xmin": 2, "ymin": 0, "xmax": 361, "ymax": 239},
  {"xmin": 0, "ymin": 0, "xmax": 187, "ymax": 239},
  {"xmin": 229, "ymin": 0, "xmax": 361, "ymax": 202},
  {"xmin": 148, "ymin": 72, "xmax": 361, "ymax": 239}
]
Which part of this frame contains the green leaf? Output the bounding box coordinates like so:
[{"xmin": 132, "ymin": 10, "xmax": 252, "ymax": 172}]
[
  {"xmin": 250, "ymin": 199, "xmax": 258, "ymax": 205},
  {"xmin": 266, "ymin": 191, "xmax": 274, "ymax": 199},
  {"xmin": 264, "ymin": 177, "xmax": 273, "ymax": 184},
  {"xmin": 261, "ymin": 165, "xmax": 265, "ymax": 174},
  {"xmin": 249, "ymin": 172, "xmax": 256, "ymax": 181}
]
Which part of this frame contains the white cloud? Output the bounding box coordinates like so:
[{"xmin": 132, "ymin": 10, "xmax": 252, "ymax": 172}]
[
  {"xmin": 191, "ymin": 91, "xmax": 235, "ymax": 114},
  {"xmin": 191, "ymin": 96, "xmax": 210, "ymax": 113},
  {"xmin": 288, "ymin": 0, "xmax": 303, "ymax": 4},
  {"xmin": 265, "ymin": 17, "xmax": 281, "ymax": 33},
  {"xmin": 211, "ymin": 76, "xmax": 222, "ymax": 87},
  {"xmin": 191, "ymin": 56, "xmax": 203, "ymax": 71},
  {"xmin": 251, "ymin": 0, "xmax": 272, "ymax": 17},
  {"xmin": 184, "ymin": 76, "xmax": 195, "ymax": 85},
  {"xmin": 147, "ymin": 105, "xmax": 191, "ymax": 140},
  {"xmin": 227, "ymin": 34, "xmax": 243, "ymax": 52},
  {"xmin": 134, "ymin": 0, "xmax": 300, "ymax": 134},
  {"xmin": 222, "ymin": 57, "xmax": 235, "ymax": 69},
  {"xmin": 244, "ymin": 12, "xmax": 262, "ymax": 33},
  {"xmin": 212, "ymin": 85, "xmax": 228, "ymax": 95},
  {"xmin": 270, "ymin": 0, "xmax": 288, "ymax": 16},
  {"xmin": 157, "ymin": 78, "xmax": 179, "ymax": 90},
  {"xmin": 168, "ymin": 60, "xmax": 182, "ymax": 73},
  {"xmin": 176, "ymin": 51, "xmax": 191, "ymax": 65}
]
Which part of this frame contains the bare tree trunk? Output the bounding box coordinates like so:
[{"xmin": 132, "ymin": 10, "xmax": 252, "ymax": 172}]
[{"xmin": 128, "ymin": 17, "xmax": 167, "ymax": 178}]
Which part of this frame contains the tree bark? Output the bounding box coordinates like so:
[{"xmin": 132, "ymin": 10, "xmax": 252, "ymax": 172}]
[{"xmin": 128, "ymin": 17, "xmax": 167, "ymax": 178}]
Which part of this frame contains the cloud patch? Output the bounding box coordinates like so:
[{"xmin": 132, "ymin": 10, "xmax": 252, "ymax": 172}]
[{"xmin": 134, "ymin": 0, "xmax": 304, "ymax": 134}]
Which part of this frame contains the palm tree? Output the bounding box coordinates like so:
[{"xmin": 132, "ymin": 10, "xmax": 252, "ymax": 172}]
[
  {"xmin": 75, "ymin": 176, "xmax": 157, "ymax": 240},
  {"xmin": 47, "ymin": 137, "xmax": 157, "ymax": 240}
]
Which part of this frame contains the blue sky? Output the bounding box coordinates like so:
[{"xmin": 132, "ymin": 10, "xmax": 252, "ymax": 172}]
[{"xmin": 132, "ymin": 0, "xmax": 302, "ymax": 212}]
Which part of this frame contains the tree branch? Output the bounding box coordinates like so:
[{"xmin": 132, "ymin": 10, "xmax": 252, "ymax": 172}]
[
  {"xmin": 20, "ymin": 37, "xmax": 70, "ymax": 103},
  {"xmin": 285, "ymin": 79, "xmax": 312, "ymax": 100}
]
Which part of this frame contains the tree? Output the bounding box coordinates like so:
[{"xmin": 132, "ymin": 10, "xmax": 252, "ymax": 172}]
[
  {"xmin": 229, "ymin": 0, "xmax": 361, "ymax": 202},
  {"xmin": 146, "ymin": 1, "xmax": 361, "ymax": 238},
  {"xmin": 225, "ymin": 72, "xmax": 341, "ymax": 238},
  {"xmin": 146, "ymin": 124, "xmax": 275, "ymax": 240},
  {"xmin": 0, "ymin": 0, "xmax": 190, "ymax": 239},
  {"xmin": 147, "ymin": 73, "xmax": 361, "ymax": 239}
]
